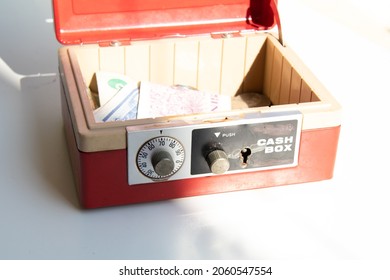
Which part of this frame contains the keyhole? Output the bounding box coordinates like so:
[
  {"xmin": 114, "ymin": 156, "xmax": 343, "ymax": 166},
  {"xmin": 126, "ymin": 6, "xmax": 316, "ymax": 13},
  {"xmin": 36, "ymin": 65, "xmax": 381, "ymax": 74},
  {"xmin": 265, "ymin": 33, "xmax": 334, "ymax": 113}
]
[{"xmin": 240, "ymin": 147, "xmax": 252, "ymax": 167}]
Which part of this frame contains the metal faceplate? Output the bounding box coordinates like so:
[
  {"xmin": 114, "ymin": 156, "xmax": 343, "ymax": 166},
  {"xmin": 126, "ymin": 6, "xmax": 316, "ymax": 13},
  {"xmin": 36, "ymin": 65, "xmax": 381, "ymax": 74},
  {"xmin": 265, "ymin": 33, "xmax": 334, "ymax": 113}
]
[{"xmin": 127, "ymin": 111, "xmax": 302, "ymax": 185}]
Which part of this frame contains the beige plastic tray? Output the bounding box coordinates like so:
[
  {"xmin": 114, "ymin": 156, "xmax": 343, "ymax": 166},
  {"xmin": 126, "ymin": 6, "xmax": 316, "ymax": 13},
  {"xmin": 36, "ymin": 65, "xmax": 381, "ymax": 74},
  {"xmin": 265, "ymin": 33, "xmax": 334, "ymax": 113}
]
[{"xmin": 59, "ymin": 33, "xmax": 341, "ymax": 152}]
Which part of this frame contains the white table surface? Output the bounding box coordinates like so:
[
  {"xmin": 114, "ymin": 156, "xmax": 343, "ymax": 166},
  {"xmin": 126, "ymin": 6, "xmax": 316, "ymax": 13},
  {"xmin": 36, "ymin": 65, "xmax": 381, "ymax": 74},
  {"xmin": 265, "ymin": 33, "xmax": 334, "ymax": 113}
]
[{"xmin": 1, "ymin": 0, "xmax": 389, "ymax": 259}]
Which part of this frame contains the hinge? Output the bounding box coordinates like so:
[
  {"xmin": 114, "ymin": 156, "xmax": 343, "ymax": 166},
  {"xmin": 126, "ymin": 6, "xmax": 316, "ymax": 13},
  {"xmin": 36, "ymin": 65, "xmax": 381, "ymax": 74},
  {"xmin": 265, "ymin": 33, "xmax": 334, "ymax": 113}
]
[
  {"xmin": 97, "ymin": 39, "xmax": 131, "ymax": 47},
  {"xmin": 210, "ymin": 31, "xmax": 242, "ymax": 39}
]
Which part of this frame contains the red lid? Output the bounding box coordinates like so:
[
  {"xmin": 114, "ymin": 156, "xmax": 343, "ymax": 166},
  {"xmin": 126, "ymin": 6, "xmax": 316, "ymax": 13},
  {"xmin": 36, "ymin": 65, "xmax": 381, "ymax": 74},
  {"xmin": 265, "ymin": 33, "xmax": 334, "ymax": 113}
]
[{"xmin": 53, "ymin": 0, "xmax": 279, "ymax": 45}]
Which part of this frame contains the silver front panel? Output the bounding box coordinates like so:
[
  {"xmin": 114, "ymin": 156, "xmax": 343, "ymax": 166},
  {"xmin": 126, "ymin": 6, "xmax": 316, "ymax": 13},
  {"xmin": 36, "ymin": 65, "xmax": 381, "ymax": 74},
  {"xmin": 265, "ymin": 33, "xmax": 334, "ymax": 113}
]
[{"xmin": 127, "ymin": 111, "xmax": 302, "ymax": 185}]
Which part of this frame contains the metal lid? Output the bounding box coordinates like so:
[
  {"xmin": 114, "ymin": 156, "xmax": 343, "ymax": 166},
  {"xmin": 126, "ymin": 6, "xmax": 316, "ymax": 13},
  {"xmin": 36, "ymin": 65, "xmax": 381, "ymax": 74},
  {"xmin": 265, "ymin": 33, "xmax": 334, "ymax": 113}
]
[{"xmin": 53, "ymin": 0, "xmax": 279, "ymax": 45}]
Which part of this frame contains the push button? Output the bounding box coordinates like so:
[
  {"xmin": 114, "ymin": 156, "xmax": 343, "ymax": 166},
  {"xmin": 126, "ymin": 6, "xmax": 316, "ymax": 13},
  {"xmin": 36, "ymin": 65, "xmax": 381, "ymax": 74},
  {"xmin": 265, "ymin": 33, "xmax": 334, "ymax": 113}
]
[{"xmin": 206, "ymin": 149, "xmax": 230, "ymax": 174}]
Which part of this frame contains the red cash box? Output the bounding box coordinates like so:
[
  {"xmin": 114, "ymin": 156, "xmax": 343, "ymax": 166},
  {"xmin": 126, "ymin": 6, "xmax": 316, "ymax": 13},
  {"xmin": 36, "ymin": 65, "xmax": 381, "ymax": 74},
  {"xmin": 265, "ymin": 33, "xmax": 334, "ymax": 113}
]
[{"xmin": 53, "ymin": 0, "xmax": 341, "ymax": 208}]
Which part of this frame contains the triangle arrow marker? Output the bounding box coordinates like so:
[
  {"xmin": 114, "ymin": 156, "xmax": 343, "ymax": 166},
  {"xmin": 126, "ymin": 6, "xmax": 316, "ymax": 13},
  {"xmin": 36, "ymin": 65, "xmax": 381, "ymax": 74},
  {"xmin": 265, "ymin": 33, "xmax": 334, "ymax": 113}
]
[{"xmin": 214, "ymin": 132, "xmax": 221, "ymax": 138}]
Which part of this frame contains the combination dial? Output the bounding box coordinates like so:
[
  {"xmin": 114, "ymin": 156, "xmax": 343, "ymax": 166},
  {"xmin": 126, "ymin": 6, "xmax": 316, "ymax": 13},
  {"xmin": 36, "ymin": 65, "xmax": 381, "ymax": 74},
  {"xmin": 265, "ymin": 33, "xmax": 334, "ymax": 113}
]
[{"xmin": 136, "ymin": 136, "xmax": 185, "ymax": 181}]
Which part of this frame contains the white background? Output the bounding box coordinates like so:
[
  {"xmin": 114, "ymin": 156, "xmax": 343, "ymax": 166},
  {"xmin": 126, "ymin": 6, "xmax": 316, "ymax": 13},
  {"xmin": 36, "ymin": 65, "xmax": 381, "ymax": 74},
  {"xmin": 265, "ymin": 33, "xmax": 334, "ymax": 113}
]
[{"xmin": 0, "ymin": 0, "xmax": 390, "ymax": 260}]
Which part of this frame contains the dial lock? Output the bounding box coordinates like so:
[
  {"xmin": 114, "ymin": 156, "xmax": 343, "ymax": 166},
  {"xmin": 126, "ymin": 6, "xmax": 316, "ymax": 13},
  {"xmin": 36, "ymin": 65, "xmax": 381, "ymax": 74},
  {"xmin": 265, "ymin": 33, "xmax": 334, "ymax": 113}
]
[{"xmin": 136, "ymin": 136, "xmax": 185, "ymax": 181}]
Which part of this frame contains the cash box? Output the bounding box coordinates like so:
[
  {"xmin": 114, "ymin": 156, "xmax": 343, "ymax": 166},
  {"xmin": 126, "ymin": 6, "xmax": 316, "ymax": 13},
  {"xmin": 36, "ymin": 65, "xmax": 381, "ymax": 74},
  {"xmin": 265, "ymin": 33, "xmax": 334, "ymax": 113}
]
[{"xmin": 54, "ymin": 0, "xmax": 341, "ymax": 208}]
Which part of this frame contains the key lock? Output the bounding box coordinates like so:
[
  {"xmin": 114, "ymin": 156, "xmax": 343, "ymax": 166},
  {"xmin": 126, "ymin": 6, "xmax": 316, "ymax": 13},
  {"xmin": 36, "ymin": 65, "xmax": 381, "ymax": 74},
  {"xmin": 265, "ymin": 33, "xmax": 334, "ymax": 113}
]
[{"xmin": 228, "ymin": 144, "xmax": 266, "ymax": 167}]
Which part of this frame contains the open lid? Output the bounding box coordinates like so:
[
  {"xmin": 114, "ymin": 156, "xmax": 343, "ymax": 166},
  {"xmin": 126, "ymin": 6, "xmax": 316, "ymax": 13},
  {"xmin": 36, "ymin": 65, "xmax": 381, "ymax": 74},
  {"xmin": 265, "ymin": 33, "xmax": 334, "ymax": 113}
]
[{"xmin": 53, "ymin": 0, "xmax": 281, "ymax": 45}]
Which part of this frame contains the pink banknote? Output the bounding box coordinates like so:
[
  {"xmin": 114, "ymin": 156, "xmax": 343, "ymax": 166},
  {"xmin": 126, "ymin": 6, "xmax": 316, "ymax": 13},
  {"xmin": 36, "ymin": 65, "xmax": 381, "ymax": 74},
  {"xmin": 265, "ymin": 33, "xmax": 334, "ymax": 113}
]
[{"xmin": 137, "ymin": 82, "xmax": 231, "ymax": 119}]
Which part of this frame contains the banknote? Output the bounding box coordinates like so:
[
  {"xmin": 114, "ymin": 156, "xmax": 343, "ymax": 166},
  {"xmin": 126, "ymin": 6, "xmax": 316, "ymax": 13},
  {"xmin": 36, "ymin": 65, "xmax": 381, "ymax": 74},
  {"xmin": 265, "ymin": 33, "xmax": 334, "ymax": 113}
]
[
  {"xmin": 94, "ymin": 71, "xmax": 135, "ymax": 107},
  {"xmin": 137, "ymin": 82, "xmax": 231, "ymax": 119},
  {"xmin": 93, "ymin": 81, "xmax": 139, "ymax": 122}
]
